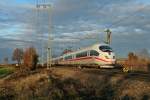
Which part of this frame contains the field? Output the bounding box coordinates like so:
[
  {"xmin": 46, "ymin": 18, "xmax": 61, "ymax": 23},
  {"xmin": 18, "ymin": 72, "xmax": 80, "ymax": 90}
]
[
  {"xmin": 0, "ymin": 66, "xmax": 150, "ymax": 100},
  {"xmin": 0, "ymin": 67, "xmax": 15, "ymax": 78}
]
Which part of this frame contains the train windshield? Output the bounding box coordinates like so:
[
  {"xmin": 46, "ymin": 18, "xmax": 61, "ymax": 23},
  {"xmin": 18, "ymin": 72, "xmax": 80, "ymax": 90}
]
[{"xmin": 99, "ymin": 46, "xmax": 113, "ymax": 52}]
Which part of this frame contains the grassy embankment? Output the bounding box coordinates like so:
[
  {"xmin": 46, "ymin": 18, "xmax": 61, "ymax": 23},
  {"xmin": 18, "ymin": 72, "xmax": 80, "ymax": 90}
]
[{"xmin": 0, "ymin": 68, "xmax": 150, "ymax": 100}]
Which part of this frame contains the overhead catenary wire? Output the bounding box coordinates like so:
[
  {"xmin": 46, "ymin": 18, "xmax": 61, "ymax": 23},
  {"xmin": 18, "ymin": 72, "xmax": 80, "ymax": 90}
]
[
  {"xmin": 103, "ymin": 4, "xmax": 146, "ymax": 45},
  {"xmin": 107, "ymin": 5, "xmax": 146, "ymax": 28},
  {"xmin": 42, "ymin": 0, "xmax": 145, "ymax": 56}
]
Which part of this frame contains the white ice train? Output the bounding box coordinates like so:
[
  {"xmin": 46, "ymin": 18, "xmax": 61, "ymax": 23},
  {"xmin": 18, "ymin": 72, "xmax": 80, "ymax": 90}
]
[{"xmin": 52, "ymin": 43, "xmax": 116, "ymax": 68}]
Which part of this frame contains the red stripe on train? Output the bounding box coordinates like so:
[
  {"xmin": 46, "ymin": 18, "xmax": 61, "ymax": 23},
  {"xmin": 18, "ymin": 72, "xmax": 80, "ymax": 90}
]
[
  {"xmin": 62, "ymin": 56, "xmax": 113, "ymax": 63},
  {"xmin": 95, "ymin": 57, "xmax": 112, "ymax": 62},
  {"xmin": 65, "ymin": 56, "xmax": 92, "ymax": 61}
]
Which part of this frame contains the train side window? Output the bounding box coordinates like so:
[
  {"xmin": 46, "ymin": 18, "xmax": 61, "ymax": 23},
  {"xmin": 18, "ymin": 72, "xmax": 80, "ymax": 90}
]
[
  {"xmin": 65, "ymin": 55, "xmax": 72, "ymax": 60},
  {"xmin": 76, "ymin": 51, "xmax": 87, "ymax": 58},
  {"xmin": 90, "ymin": 50, "xmax": 99, "ymax": 56}
]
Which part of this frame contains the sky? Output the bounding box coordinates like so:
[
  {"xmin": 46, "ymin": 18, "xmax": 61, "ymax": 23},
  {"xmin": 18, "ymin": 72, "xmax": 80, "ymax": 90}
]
[{"xmin": 0, "ymin": 0, "xmax": 150, "ymax": 63}]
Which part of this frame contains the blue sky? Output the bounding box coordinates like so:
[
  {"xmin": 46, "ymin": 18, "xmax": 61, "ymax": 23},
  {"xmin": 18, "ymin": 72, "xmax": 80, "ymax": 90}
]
[
  {"xmin": 137, "ymin": 0, "xmax": 150, "ymax": 4},
  {"xmin": 0, "ymin": 0, "xmax": 150, "ymax": 63},
  {"xmin": 14, "ymin": 0, "xmax": 29, "ymax": 3}
]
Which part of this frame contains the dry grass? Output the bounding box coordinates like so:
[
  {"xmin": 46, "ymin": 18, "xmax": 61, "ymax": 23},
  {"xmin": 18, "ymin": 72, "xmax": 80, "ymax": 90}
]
[
  {"xmin": 0, "ymin": 68, "xmax": 150, "ymax": 100},
  {"xmin": 116, "ymin": 80, "xmax": 150, "ymax": 100},
  {"xmin": 118, "ymin": 56, "xmax": 150, "ymax": 72}
]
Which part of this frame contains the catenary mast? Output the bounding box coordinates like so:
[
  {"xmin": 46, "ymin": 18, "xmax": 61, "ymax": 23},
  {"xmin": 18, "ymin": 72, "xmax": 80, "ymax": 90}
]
[{"xmin": 36, "ymin": 0, "xmax": 52, "ymax": 69}]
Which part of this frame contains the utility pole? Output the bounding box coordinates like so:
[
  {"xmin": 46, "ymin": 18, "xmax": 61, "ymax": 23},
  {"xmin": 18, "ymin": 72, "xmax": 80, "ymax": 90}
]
[
  {"xmin": 104, "ymin": 29, "xmax": 112, "ymax": 45},
  {"xmin": 47, "ymin": 8, "xmax": 52, "ymax": 69},
  {"xmin": 47, "ymin": 2, "xmax": 52, "ymax": 69},
  {"xmin": 36, "ymin": 0, "xmax": 52, "ymax": 69},
  {"xmin": 36, "ymin": 0, "xmax": 44, "ymax": 67}
]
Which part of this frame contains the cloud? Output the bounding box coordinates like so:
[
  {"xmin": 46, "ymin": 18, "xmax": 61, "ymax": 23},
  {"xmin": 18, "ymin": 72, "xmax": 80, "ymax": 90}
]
[
  {"xmin": 0, "ymin": 0, "xmax": 150, "ymax": 61},
  {"xmin": 51, "ymin": 0, "xmax": 150, "ymax": 57}
]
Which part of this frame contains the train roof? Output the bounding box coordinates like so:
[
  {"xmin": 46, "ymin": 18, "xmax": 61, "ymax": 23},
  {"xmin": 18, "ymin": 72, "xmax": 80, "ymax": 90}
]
[
  {"xmin": 52, "ymin": 43, "xmax": 111, "ymax": 59},
  {"xmin": 63, "ymin": 43, "xmax": 109, "ymax": 56},
  {"xmin": 76, "ymin": 43, "xmax": 109, "ymax": 50}
]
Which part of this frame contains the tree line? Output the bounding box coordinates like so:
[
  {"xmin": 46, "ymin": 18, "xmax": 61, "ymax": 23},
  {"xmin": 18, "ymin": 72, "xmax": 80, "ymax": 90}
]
[{"xmin": 12, "ymin": 47, "xmax": 38, "ymax": 70}]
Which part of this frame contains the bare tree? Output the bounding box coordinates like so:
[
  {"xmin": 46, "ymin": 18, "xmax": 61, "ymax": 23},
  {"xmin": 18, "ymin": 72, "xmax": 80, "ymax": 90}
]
[
  {"xmin": 127, "ymin": 52, "xmax": 139, "ymax": 66},
  {"xmin": 3, "ymin": 57, "xmax": 9, "ymax": 64},
  {"xmin": 23, "ymin": 47, "xmax": 39, "ymax": 70},
  {"xmin": 12, "ymin": 48, "xmax": 24, "ymax": 65},
  {"xmin": 136, "ymin": 48, "xmax": 150, "ymax": 59},
  {"xmin": 128, "ymin": 52, "xmax": 138, "ymax": 60}
]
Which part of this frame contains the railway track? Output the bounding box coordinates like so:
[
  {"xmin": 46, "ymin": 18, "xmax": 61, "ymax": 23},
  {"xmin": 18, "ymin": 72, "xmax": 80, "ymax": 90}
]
[
  {"xmin": 51, "ymin": 65, "xmax": 123, "ymax": 73},
  {"xmin": 50, "ymin": 65, "xmax": 150, "ymax": 79}
]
